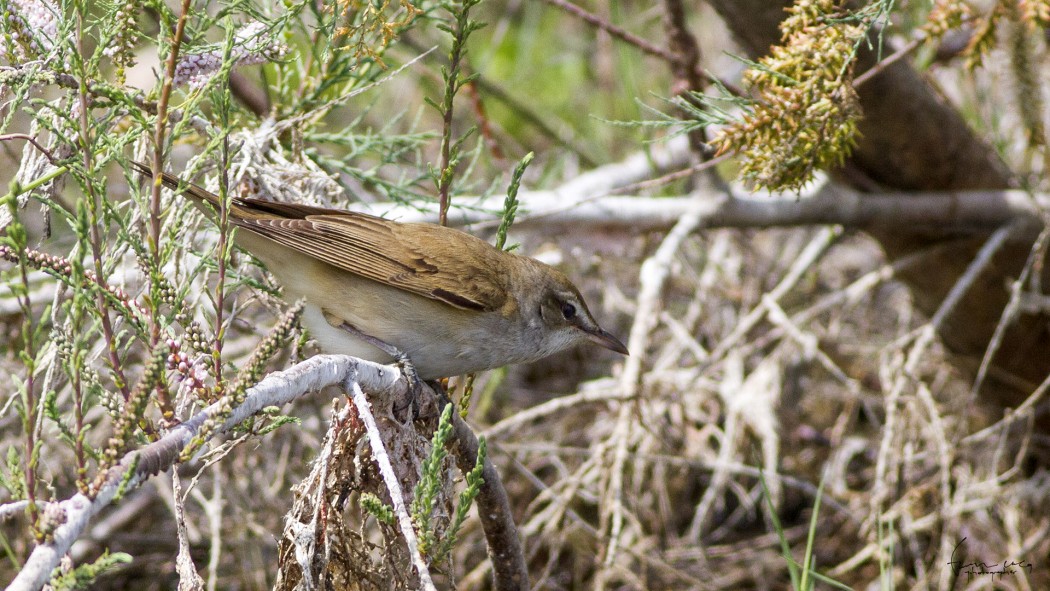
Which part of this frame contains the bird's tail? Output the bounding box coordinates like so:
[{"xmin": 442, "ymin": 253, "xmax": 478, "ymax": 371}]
[{"xmin": 129, "ymin": 160, "xmax": 247, "ymax": 219}]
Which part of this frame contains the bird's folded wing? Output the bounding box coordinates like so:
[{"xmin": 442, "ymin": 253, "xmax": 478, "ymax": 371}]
[
  {"xmin": 129, "ymin": 161, "xmax": 506, "ymax": 312},
  {"xmin": 238, "ymin": 213, "xmax": 507, "ymax": 313}
]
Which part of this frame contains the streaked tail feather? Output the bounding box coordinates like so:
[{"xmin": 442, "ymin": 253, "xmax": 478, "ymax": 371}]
[
  {"xmin": 129, "ymin": 161, "xmax": 360, "ymax": 223},
  {"xmin": 129, "ymin": 160, "xmax": 246, "ymax": 219}
]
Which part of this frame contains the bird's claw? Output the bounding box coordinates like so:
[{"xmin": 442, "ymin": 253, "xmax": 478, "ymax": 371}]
[{"xmin": 331, "ymin": 318, "xmax": 422, "ymax": 421}]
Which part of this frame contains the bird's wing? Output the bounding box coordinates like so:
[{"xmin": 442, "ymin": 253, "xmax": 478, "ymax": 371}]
[
  {"xmin": 238, "ymin": 211, "xmax": 508, "ymax": 312},
  {"xmin": 130, "ymin": 161, "xmax": 507, "ymax": 312}
]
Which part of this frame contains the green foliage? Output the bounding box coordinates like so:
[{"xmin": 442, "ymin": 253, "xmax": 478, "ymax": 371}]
[
  {"xmin": 2, "ymin": 0, "xmax": 975, "ymax": 587},
  {"xmin": 254, "ymin": 407, "xmax": 302, "ymax": 436},
  {"xmin": 454, "ymin": 372, "xmax": 476, "ymax": 417},
  {"xmin": 47, "ymin": 550, "xmax": 133, "ymax": 591},
  {"xmin": 494, "ymin": 151, "xmax": 532, "ymax": 251},
  {"xmin": 1, "ymin": 179, "xmax": 44, "ymax": 533},
  {"xmin": 919, "ymin": 1, "xmax": 970, "ymax": 43},
  {"xmin": 412, "ymin": 402, "xmax": 455, "ymax": 555},
  {"xmin": 333, "ymin": 0, "xmax": 422, "ymax": 66},
  {"xmin": 230, "ymin": 300, "xmax": 305, "ymax": 405},
  {"xmin": 877, "ymin": 516, "xmax": 896, "ymax": 591},
  {"xmin": 427, "ymin": 0, "xmax": 485, "ymax": 224},
  {"xmin": 433, "ymin": 435, "xmax": 485, "ymax": 564},
  {"xmin": 1005, "ymin": 0, "xmax": 1048, "ymax": 159},
  {"xmin": 360, "ymin": 492, "xmax": 396, "ymax": 526},
  {"xmin": 1, "ymin": 446, "xmax": 25, "ymax": 499},
  {"xmin": 112, "ymin": 453, "xmax": 139, "ymax": 502},
  {"xmin": 0, "ymin": 0, "xmax": 495, "ymax": 583},
  {"xmin": 760, "ymin": 470, "xmax": 851, "ymax": 591},
  {"xmin": 102, "ymin": 343, "xmax": 168, "ymax": 470},
  {"xmin": 410, "ymin": 402, "xmax": 487, "ymax": 566}
]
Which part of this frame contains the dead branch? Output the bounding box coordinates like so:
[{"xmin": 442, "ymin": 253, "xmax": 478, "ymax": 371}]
[
  {"xmin": 448, "ymin": 414, "xmax": 530, "ymax": 591},
  {"xmin": 349, "ymin": 381, "xmax": 438, "ymax": 591},
  {"xmin": 371, "ymin": 184, "xmax": 1050, "ymax": 237}
]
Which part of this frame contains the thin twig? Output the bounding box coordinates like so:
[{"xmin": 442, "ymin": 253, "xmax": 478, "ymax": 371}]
[
  {"xmin": 143, "ymin": 0, "xmax": 194, "ymax": 415},
  {"xmin": 872, "ymin": 223, "xmax": 1020, "ymax": 516},
  {"xmin": 610, "ymin": 153, "xmax": 730, "ymax": 196},
  {"xmin": 929, "ymin": 222, "xmax": 1021, "ymax": 330},
  {"xmin": 969, "ymin": 222, "xmax": 1050, "ymax": 398},
  {"xmin": 540, "ymin": 0, "xmax": 674, "ymax": 61},
  {"xmin": 434, "ymin": 0, "xmax": 481, "ymax": 226},
  {"xmin": 349, "ymin": 380, "xmax": 438, "ymax": 591},
  {"xmin": 490, "ymin": 443, "xmax": 716, "ymax": 590},
  {"xmin": 483, "ymin": 382, "xmax": 625, "ymax": 440},
  {"xmin": 0, "ymin": 66, "xmax": 214, "ymax": 137},
  {"xmin": 68, "ymin": 12, "xmax": 135, "ymax": 406},
  {"xmin": 853, "ymin": 37, "xmax": 922, "ymax": 88},
  {"xmin": 0, "ymin": 134, "xmax": 60, "ymax": 166},
  {"xmin": 539, "ymin": 0, "xmax": 740, "ymax": 93},
  {"xmin": 598, "ymin": 207, "xmax": 705, "ymax": 585},
  {"xmin": 660, "ymin": 0, "xmax": 725, "ymax": 185},
  {"xmin": 705, "ymin": 227, "xmax": 843, "ymax": 365},
  {"xmin": 961, "ymin": 370, "xmax": 1050, "ymax": 446},
  {"xmin": 151, "ymin": 0, "xmax": 193, "ymax": 259},
  {"xmin": 213, "ymin": 138, "xmax": 231, "ymax": 386}
]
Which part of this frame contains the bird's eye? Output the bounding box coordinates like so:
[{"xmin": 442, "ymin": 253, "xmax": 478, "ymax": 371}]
[{"xmin": 561, "ymin": 302, "xmax": 577, "ymax": 320}]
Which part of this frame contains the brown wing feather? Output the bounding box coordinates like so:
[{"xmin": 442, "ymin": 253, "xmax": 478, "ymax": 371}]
[
  {"xmin": 320, "ymin": 216, "xmax": 509, "ymax": 311},
  {"xmin": 241, "ymin": 214, "xmax": 508, "ymax": 311},
  {"xmin": 130, "ymin": 160, "xmax": 508, "ymax": 311},
  {"xmin": 238, "ymin": 197, "xmax": 370, "ymax": 220}
]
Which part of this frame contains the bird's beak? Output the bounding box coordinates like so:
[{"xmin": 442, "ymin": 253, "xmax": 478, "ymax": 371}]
[{"xmin": 583, "ymin": 326, "xmax": 629, "ymax": 356}]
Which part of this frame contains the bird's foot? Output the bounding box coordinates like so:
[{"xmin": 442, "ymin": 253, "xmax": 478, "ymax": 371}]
[{"xmin": 330, "ymin": 319, "xmax": 423, "ymax": 420}]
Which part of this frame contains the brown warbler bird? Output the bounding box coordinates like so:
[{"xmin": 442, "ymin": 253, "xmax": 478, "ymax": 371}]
[{"xmin": 131, "ymin": 161, "xmax": 628, "ymax": 379}]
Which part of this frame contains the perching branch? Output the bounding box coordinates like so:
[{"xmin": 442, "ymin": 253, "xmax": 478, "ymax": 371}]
[
  {"xmin": 4, "ymin": 353, "xmax": 529, "ymax": 591},
  {"xmin": 6, "ymin": 356, "xmax": 401, "ymax": 591}
]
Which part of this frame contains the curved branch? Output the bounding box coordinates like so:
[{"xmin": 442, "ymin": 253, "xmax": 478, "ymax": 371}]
[
  {"xmin": 6, "ymin": 356, "xmax": 401, "ymax": 591},
  {"xmin": 448, "ymin": 414, "xmax": 529, "ymax": 591},
  {"xmin": 5, "ymin": 354, "xmax": 530, "ymax": 591}
]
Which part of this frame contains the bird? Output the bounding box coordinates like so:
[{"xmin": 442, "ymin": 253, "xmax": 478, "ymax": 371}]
[{"xmin": 130, "ymin": 161, "xmax": 628, "ymax": 380}]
